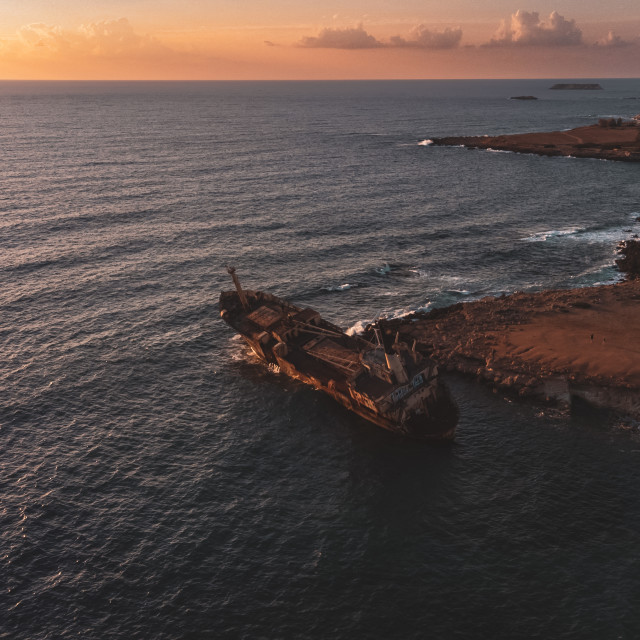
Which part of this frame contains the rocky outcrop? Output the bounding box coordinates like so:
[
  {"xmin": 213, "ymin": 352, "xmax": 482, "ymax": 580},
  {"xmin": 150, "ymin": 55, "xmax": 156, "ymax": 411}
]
[{"xmin": 616, "ymin": 240, "xmax": 640, "ymax": 278}]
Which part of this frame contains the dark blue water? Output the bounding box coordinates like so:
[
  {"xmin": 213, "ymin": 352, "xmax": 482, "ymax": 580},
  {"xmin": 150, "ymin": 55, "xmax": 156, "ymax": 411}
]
[{"xmin": 2, "ymin": 79, "xmax": 640, "ymax": 639}]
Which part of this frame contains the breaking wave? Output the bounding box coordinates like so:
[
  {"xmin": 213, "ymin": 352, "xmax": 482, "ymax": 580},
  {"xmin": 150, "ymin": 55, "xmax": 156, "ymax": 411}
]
[
  {"xmin": 345, "ymin": 320, "xmax": 368, "ymax": 336},
  {"xmin": 323, "ymin": 283, "xmax": 356, "ymax": 292},
  {"xmin": 522, "ymin": 227, "xmax": 585, "ymax": 242},
  {"xmin": 522, "ymin": 216, "xmax": 640, "ymax": 245}
]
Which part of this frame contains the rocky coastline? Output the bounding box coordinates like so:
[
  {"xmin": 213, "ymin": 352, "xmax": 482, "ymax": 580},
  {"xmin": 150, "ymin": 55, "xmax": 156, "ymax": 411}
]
[
  {"xmin": 431, "ymin": 119, "xmax": 640, "ymax": 162},
  {"xmin": 385, "ymin": 241, "xmax": 640, "ymax": 420}
]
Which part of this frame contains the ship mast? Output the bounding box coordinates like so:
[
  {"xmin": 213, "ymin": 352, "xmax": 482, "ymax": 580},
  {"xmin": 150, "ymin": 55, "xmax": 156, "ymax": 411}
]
[
  {"xmin": 376, "ymin": 319, "xmax": 409, "ymax": 384},
  {"xmin": 227, "ymin": 266, "xmax": 249, "ymax": 310}
]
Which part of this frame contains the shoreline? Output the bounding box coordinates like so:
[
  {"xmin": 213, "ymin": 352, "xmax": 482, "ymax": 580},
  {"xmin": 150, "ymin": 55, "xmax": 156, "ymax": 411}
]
[
  {"xmin": 431, "ymin": 121, "xmax": 640, "ymax": 162},
  {"xmin": 381, "ymin": 277, "xmax": 640, "ymax": 420}
]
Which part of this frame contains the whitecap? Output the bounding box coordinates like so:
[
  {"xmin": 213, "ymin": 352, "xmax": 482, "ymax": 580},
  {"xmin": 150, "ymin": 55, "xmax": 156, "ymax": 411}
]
[
  {"xmin": 521, "ymin": 227, "xmax": 584, "ymax": 242},
  {"xmin": 323, "ymin": 283, "xmax": 355, "ymax": 292}
]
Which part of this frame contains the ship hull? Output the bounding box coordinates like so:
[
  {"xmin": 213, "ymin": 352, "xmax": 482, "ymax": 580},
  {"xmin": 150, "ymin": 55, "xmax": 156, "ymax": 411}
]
[
  {"xmin": 241, "ymin": 332, "xmax": 457, "ymax": 440},
  {"xmin": 221, "ymin": 289, "xmax": 458, "ymax": 441}
]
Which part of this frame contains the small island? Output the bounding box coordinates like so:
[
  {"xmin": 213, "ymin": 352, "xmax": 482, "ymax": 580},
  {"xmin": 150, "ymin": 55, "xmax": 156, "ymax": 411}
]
[
  {"xmin": 430, "ymin": 118, "xmax": 640, "ymax": 162},
  {"xmin": 550, "ymin": 83, "xmax": 603, "ymax": 90},
  {"xmin": 510, "ymin": 95, "xmax": 538, "ymax": 100}
]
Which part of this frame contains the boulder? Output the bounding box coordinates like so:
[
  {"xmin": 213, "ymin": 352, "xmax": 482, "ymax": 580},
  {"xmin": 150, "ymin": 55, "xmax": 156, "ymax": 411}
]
[{"xmin": 616, "ymin": 240, "xmax": 640, "ymax": 279}]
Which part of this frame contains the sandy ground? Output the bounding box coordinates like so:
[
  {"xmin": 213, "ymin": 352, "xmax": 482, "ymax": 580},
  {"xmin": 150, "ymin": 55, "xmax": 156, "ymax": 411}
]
[
  {"xmin": 497, "ymin": 296, "xmax": 640, "ymax": 387},
  {"xmin": 389, "ymin": 280, "xmax": 640, "ymax": 391}
]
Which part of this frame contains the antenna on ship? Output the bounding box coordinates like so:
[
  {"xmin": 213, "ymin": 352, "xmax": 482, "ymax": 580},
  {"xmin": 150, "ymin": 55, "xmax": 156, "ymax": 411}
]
[
  {"xmin": 370, "ymin": 310, "xmax": 385, "ymax": 347},
  {"xmin": 226, "ymin": 266, "xmax": 250, "ymax": 310}
]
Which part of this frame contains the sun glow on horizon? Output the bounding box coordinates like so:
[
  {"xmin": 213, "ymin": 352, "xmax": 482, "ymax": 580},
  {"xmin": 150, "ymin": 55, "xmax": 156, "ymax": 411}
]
[{"xmin": 0, "ymin": 3, "xmax": 639, "ymax": 80}]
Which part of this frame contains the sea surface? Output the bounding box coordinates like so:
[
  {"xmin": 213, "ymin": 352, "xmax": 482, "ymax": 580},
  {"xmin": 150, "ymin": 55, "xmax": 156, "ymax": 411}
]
[{"xmin": 2, "ymin": 79, "xmax": 640, "ymax": 639}]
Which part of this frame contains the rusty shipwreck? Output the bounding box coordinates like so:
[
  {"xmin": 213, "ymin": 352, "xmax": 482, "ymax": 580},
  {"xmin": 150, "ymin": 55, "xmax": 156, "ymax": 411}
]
[{"xmin": 219, "ymin": 268, "xmax": 458, "ymax": 440}]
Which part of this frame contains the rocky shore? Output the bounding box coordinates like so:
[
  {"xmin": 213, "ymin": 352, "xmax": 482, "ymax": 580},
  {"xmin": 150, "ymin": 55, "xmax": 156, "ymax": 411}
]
[
  {"xmin": 431, "ymin": 120, "xmax": 640, "ymax": 162},
  {"xmin": 384, "ymin": 242, "xmax": 640, "ymax": 420}
]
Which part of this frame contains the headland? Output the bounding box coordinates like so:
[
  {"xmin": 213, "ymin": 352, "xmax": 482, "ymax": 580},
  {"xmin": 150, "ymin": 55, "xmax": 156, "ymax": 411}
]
[
  {"xmin": 431, "ymin": 119, "xmax": 640, "ymax": 162},
  {"xmin": 383, "ymin": 241, "xmax": 640, "ymax": 420}
]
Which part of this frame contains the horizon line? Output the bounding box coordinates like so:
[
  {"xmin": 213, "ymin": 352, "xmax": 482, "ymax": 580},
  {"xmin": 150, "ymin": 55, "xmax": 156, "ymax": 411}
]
[{"xmin": 1, "ymin": 76, "xmax": 638, "ymax": 83}]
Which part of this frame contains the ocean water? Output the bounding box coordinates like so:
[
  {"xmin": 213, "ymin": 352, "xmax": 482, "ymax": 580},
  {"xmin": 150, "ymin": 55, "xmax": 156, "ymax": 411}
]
[{"xmin": 2, "ymin": 79, "xmax": 640, "ymax": 639}]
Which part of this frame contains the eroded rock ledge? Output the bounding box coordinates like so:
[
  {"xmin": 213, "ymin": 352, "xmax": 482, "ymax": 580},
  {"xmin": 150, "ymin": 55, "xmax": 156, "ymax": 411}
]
[{"xmin": 383, "ymin": 278, "xmax": 640, "ymax": 419}]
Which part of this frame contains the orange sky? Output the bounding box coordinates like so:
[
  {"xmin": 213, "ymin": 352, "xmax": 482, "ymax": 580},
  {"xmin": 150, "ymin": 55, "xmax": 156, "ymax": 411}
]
[{"xmin": 0, "ymin": 3, "xmax": 639, "ymax": 79}]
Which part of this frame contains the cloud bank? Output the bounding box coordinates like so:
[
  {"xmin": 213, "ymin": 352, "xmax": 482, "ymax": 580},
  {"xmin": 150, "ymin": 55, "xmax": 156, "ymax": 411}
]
[
  {"xmin": 389, "ymin": 25, "xmax": 463, "ymax": 49},
  {"xmin": 489, "ymin": 10, "xmax": 582, "ymax": 46},
  {"xmin": 11, "ymin": 18, "xmax": 167, "ymax": 58},
  {"xmin": 596, "ymin": 31, "xmax": 634, "ymax": 48},
  {"xmin": 298, "ymin": 25, "xmax": 382, "ymax": 49},
  {"xmin": 298, "ymin": 24, "xmax": 463, "ymax": 50}
]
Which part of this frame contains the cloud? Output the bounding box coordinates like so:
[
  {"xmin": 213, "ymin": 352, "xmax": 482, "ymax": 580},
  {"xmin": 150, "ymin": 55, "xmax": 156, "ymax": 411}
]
[
  {"xmin": 389, "ymin": 25, "xmax": 462, "ymax": 49},
  {"xmin": 489, "ymin": 10, "xmax": 582, "ymax": 46},
  {"xmin": 298, "ymin": 25, "xmax": 382, "ymax": 49},
  {"xmin": 15, "ymin": 18, "xmax": 167, "ymax": 58},
  {"xmin": 298, "ymin": 24, "xmax": 462, "ymax": 50},
  {"xmin": 596, "ymin": 31, "xmax": 633, "ymax": 47}
]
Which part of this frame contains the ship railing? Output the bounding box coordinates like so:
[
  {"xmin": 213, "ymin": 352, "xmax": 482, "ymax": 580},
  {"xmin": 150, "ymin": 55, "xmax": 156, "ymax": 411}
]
[
  {"xmin": 291, "ymin": 320, "xmax": 345, "ymax": 339},
  {"xmin": 306, "ymin": 350, "xmax": 361, "ymax": 374}
]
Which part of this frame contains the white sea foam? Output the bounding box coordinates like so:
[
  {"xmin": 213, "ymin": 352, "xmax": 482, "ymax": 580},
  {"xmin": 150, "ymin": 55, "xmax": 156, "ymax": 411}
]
[
  {"xmin": 417, "ymin": 139, "xmax": 433, "ymax": 146},
  {"xmin": 522, "ymin": 218, "xmax": 640, "ymax": 253},
  {"xmin": 346, "ymin": 320, "xmax": 368, "ymax": 336},
  {"xmin": 386, "ymin": 302, "xmax": 433, "ymax": 320},
  {"xmin": 229, "ymin": 335, "xmax": 257, "ymax": 362},
  {"xmin": 522, "ymin": 227, "xmax": 584, "ymax": 242},
  {"xmin": 324, "ymin": 283, "xmax": 355, "ymax": 292},
  {"xmin": 347, "ymin": 301, "xmax": 433, "ymax": 333}
]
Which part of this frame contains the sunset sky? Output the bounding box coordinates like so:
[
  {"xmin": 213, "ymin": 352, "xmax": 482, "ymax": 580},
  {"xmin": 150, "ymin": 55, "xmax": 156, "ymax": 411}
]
[{"xmin": 1, "ymin": 1, "xmax": 639, "ymax": 79}]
